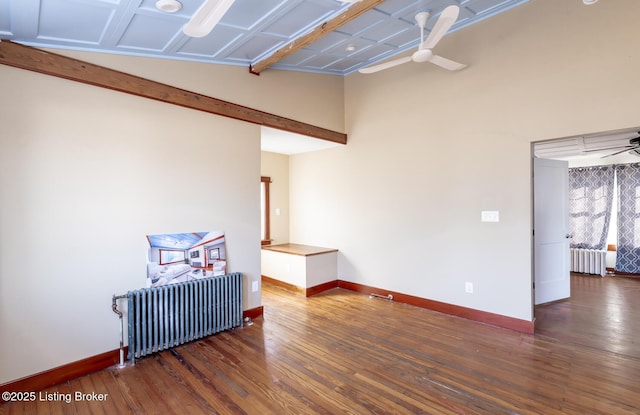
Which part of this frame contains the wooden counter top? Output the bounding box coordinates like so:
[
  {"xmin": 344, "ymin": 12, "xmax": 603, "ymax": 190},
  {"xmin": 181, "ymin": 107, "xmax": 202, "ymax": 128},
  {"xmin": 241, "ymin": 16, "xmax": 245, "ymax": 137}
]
[{"xmin": 262, "ymin": 243, "xmax": 338, "ymax": 257}]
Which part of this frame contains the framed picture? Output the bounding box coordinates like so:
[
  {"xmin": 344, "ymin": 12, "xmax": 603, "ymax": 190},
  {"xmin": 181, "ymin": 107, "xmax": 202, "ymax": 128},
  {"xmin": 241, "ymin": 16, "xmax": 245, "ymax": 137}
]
[{"xmin": 145, "ymin": 231, "xmax": 226, "ymax": 287}]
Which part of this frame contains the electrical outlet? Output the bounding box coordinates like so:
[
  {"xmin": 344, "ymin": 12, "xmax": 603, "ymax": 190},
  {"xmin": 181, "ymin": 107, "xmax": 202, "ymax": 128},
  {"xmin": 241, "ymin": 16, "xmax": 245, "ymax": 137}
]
[
  {"xmin": 465, "ymin": 282, "xmax": 473, "ymax": 294},
  {"xmin": 252, "ymin": 281, "xmax": 259, "ymax": 292}
]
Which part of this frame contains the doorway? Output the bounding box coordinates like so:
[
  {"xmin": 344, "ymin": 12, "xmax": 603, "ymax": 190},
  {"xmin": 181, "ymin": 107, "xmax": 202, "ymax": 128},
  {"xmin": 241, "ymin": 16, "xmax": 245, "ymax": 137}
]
[{"xmin": 531, "ymin": 127, "xmax": 640, "ymax": 342}]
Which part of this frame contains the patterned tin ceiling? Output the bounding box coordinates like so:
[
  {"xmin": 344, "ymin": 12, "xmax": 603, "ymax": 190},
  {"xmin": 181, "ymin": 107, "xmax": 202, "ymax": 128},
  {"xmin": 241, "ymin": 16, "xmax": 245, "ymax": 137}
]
[{"xmin": 0, "ymin": 0, "xmax": 528, "ymax": 75}]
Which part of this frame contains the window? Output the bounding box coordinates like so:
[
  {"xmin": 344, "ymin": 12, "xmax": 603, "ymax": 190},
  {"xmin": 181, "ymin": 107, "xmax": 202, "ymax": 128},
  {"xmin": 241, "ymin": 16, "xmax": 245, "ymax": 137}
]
[
  {"xmin": 159, "ymin": 249, "xmax": 186, "ymax": 265},
  {"xmin": 208, "ymin": 248, "xmax": 220, "ymax": 260},
  {"xmin": 568, "ymin": 166, "xmax": 614, "ymax": 250},
  {"xmin": 261, "ymin": 176, "xmax": 271, "ymax": 245}
]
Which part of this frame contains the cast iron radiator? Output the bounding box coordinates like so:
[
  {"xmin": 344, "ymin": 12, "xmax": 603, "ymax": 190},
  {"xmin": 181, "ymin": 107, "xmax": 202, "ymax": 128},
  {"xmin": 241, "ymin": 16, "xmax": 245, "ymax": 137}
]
[
  {"xmin": 570, "ymin": 249, "xmax": 607, "ymax": 277},
  {"xmin": 127, "ymin": 272, "xmax": 243, "ymax": 363}
]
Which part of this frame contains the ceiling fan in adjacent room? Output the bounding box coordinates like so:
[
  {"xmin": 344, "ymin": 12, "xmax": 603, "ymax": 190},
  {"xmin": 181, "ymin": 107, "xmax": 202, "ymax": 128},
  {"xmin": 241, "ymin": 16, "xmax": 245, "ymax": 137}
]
[
  {"xmin": 359, "ymin": 5, "xmax": 467, "ymax": 74},
  {"xmin": 588, "ymin": 132, "xmax": 640, "ymax": 158}
]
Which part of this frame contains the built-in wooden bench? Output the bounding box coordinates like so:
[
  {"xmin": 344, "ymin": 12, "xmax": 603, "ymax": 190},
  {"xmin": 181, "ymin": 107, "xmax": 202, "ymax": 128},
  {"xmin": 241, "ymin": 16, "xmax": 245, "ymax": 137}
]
[{"xmin": 261, "ymin": 243, "xmax": 338, "ymax": 297}]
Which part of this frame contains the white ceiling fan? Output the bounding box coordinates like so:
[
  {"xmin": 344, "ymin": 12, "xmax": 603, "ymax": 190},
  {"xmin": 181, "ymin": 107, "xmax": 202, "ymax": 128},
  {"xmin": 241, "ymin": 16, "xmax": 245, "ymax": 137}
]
[{"xmin": 359, "ymin": 5, "xmax": 467, "ymax": 74}]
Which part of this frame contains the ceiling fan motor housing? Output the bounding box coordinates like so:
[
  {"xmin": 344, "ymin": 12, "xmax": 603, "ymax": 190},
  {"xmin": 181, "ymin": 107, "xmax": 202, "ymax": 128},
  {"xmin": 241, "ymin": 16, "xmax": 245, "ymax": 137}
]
[{"xmin": 413, "ymin": 48, "xmax": 433, "ymax": 62}]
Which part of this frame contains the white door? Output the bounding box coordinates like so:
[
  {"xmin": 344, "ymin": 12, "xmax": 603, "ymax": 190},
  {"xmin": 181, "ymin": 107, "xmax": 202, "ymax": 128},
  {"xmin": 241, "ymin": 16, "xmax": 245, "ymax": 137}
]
[{"xmin": 533, "ymin": 157, "xmax": 570, "ymax": 305}]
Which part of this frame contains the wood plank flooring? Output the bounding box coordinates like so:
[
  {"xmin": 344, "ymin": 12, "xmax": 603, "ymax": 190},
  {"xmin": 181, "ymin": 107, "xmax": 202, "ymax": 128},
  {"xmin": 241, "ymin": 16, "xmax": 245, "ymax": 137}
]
[
  {"xmin": 2, "ymin": 275, "xmax": 639, "ymax": 414},
  {"xmin": 535, "ymin": 273, "xmax": 640, "ymax": 360}
]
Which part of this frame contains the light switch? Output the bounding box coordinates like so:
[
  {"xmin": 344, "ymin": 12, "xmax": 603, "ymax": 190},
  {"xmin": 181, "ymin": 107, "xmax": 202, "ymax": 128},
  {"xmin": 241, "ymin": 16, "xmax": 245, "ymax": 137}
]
[
  {"xmin": 481, "ymin": 211, "xmax": 500, "ymax": 222},
  {"xmin": 275, "ymin": 208, "xmax": 281, "ymax": 216}
]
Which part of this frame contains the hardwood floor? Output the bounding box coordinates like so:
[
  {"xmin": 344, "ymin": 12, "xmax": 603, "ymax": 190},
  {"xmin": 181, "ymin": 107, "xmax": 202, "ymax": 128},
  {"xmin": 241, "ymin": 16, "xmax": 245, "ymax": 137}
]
[
  {"xmin": 2, "ymin": 276, "xmax": 639, "ymax": 414},
  {"xmin": 535, "ymin": 273, "xmax": 640, "ymax": 360}
]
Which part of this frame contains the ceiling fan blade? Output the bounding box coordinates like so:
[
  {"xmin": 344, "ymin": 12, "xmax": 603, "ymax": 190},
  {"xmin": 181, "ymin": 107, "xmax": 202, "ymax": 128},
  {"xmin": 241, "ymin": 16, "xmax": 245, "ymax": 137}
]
[
  {"xmin": 423, "ymin": 5, "xmax": 460, "ymax": 50},
  {"xmin": 583, "ymin": 145, "xmax": 632, "ymax": 153},
  {"xmin": 183, "ymin": 0, "xmax": 237, "ymax": 38},
  {"xmin": 429, "ymin": 54, "xmax": 466, "ymax": 71},
  {"xmin": 358, "ymin": 56, "xmax": 412, "ymax": 74},
  {"xmin": 602, "ymin": 147, "xmax": 637, "ymax": 158}
]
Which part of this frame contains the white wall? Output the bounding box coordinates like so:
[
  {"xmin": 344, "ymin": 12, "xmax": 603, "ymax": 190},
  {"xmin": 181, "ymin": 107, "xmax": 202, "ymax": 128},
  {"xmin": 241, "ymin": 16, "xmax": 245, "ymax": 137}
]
[
  {"xmin": 56, "ymin": 50, "xmax": 345, "ymax": 135},
  {"xmin": 0, "ymin": 65, "xmax": 260, "ymax": 384},
  {"xmin": 261, "ymin": 151, "xmax": 290, "ymax": 245},
  {"xmin": 0, "ymin": 51, "xmax": 343, "ymax": 383},
  {"xmin": 290, "ymin": 0, "xmax": 640, "ymax": 321}
]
